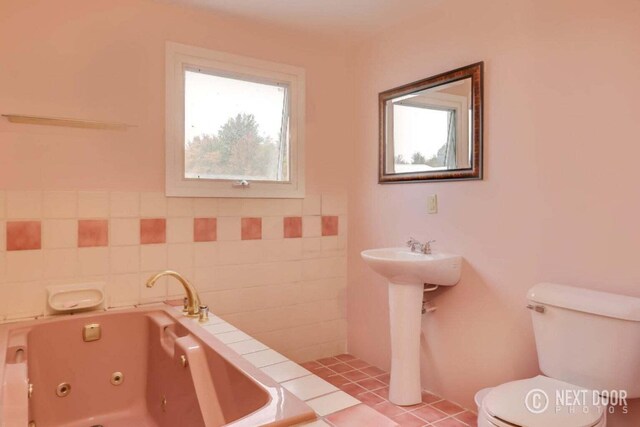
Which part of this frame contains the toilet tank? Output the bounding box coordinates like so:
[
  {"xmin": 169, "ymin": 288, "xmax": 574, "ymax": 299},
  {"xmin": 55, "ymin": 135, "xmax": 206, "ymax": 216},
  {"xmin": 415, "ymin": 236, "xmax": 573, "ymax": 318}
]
[{"xmin": 528, "ymin": 283, "xmax": 640, "ymax": 398}]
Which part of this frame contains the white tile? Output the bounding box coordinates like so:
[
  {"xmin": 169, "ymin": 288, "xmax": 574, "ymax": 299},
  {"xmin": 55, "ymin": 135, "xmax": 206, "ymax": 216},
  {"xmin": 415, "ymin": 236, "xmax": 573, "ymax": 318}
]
[
  {"xmin": 203, "ymin": 322, "xmax": 237, "ymax": 334},
  {"xmin": 78, "ymin": 247, "xmax": 109, "ymax": 276},
  {"xmin": 6, "ymin": 250, "xmax": 43, "ymax": 282},
  {"xmin": 281, "ymin": 199, "xmax": 303, "ymax": 216},
  {"xmin": 43, "ymin": 191, "xmax": 77, "ymax": 218},
  {"xmin": 261, "ymin": 361, "xmax": 312, "ymax": 383},
  {"xmin": 217, "ymin": 199, "xmax": 243, "ymax": 217},
  {"xmin": 110, "ymin": 218, "xmax": 139, "ymax": 246},
  {"xmin": 167, "ymin": 218, "xmax": 192, "ymax": 243},
  {"xmin": 227, "ymin": 339, "xmax": 269, "ymax": 355},
  {"xmin": 321, "ymin": 193, "xmax": 347, "ymax": 215},
  {"xmin": 43, "ymin": 249, "xmax": 78, "ymax": 279},
  {"xmin": 0, "ymin": 221, "xmax": 5, "ymax": 251},
  {"xmin": 140, "ymin": 244, "xmax": 167, "ymax": 271},
  {"xmin": 108, "ymin": 273, "xmax": 141, "ymax": 307},
  {"xmin": 282, "ymin": 375, "xmax": 338, "ymax": 401},
  {"xmin": 214, "ymin": 330, "xmax": 252, "ymax": 344},
  {"xmin": 140, "ymin": 273, "xmax": 167, "ymax": 302},
  {"xmin": 78, "ymin": 192, "xmax": 109, "ymax": 218},
  {"xmin": 0, "ymin": 253, "xmax": 6, "ymax": 284},
  {"xmin": 42, "ymin": 219, "xmax": 76, "ymax": 249},
  {"xmin": 262, "ymin": 216, "xmax": 284, "ymax": 240},
  {"xmin": 217, "ymin": 217, "xmax": 240, "ymax": 241},
  {"xmin": 110, "ymin": 192, "xmax": 139, "ymax": 218},
  {"xmin": 167, "ymin": 197, "xmax": 194, "ymax": 217},
  {"xmin": 303, "ymin": 216, "xmax": 321, "ymax": 237},
  {"xmin": 296, "ymin": 420, "xmax": 330, "ymax": 427},
  {"xmin": 194, "ymin": 242, "xmax": 217, "ymax": 267},
  {"xmin": 6, "ymin": 191, "xmax": 42, "ymax": 219},
  {"xmin": 0, "ymin": 191, "xmax": 5, "ymax": 219},
  {"xmin": 305, "ymin": 391, "xmax": 360, "ymax": 416},
  {"xmin": 110, "ymin": 246, "xmax": 139, "ymax": 274},
  {"xmin": 167, "ymin": 243, "xmax": 193, "ymax": 271},
  {"xmin": 302, "ymin": 195, "xmax": 321, "ymax": 216},
  {"xmin": 140, "ymin": 192, "xmax": 167, "ymax": 217},
  {"xmin": 197, "ymin": 314, "xmax": 225, "ymax": 326},
  {"xmin": 243, "ymin": 349, "xmax": 288, "ymax": 368},
  {"xmin": 194, "ymin": 198, "xmax": 218, "ymax": 217},
  {"xmin": 0, "ymin": 282, "xmax": 46, "ymax": 320}
]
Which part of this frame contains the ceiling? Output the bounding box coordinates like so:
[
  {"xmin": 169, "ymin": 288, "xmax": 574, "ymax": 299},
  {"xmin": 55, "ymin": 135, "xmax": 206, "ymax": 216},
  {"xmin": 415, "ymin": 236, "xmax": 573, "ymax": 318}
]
[{"xmin": 160, "ymin": 0, "xmax": 443, "ymax": 41}]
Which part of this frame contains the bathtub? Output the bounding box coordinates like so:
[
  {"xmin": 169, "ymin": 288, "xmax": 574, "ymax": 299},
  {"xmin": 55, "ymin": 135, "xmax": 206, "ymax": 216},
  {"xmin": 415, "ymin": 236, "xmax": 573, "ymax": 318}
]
[{"xmin": 0, "ymin": 305, "xmax": 315, "ymax": 427}]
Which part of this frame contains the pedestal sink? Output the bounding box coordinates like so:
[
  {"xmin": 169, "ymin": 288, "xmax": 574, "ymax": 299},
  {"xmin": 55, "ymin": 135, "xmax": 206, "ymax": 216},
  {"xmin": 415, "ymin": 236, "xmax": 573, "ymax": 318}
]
[{"xmin": 361, "ymin": 247, "xmax": 462, "ymax": 406}]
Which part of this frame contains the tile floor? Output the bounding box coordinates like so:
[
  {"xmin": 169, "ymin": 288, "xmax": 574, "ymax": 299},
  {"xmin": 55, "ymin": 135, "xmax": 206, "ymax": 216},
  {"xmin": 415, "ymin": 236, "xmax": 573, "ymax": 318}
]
[{"xmin": 300, "ymin": 355, "xmax": 478, "ymax": 427}]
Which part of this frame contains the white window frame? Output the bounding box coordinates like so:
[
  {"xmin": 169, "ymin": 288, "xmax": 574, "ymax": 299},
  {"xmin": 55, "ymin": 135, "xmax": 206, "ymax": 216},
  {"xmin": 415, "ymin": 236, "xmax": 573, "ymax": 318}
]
[{"xmin": 165, "ymin": 42, "xmax": 305, "ymax": 198}]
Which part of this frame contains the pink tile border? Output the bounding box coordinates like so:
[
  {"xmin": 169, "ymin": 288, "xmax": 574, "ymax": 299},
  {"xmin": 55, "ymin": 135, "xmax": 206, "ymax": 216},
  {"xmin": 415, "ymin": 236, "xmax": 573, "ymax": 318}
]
[
  {"xmin": 78, "ymin": 219, "xmax": 108, "ymax": 248},
  {"xmin": 322, "ymin": 215, "xmax": 339, "ymax": 236},
  {"xmin": 6, "ymin": 221, "xmax": 41, "ymax": 251},
  {"xmin": 194, "ymin": 218, "xmax": 217, "ymax": 242},
  {"xmin": 283, "ymin": 216, "xmax": 302, "ymax": 238},
  {"xmin": 241, "ymin": 217, "xmax": 262, "ymax": 240},
  {"xmin": 140, "ymin": 218, "xmax": 166, "ymax": 244}
]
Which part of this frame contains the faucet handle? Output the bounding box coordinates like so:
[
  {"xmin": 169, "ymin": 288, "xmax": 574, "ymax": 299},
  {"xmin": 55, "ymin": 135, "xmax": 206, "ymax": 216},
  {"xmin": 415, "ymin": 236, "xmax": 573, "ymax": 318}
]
[
  {"xmin": 182, "ymin": 297, "xmax": 189, "ymax": 313},
  {"xmin": 423, "ymin": 240, "xmax": 436, "ymax": 254},
  {"xmin": 198, "ymin": 305, "xmax": 209, "ymax": 323}
]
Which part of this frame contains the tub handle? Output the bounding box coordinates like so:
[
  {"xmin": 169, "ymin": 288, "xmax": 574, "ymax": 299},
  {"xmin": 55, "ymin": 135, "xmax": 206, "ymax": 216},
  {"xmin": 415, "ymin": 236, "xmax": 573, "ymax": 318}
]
[{"xmin": 526, "ymin": 304, "xmax": 545, "ymax": 313}]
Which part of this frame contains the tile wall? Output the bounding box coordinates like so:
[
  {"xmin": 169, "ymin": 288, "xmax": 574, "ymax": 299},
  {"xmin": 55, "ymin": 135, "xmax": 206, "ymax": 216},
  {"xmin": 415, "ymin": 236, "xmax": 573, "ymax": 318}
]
[{"xmin": 0, "ymin": 190, "xmax": 347, "ymax": 361}]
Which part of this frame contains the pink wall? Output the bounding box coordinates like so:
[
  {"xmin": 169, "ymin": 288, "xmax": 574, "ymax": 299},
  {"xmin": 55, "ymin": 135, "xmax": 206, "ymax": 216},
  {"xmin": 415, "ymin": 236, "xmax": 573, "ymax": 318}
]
[
  {"xmin": 347, "ymin": 0, "xmax": 640, "ymax": 424},
  {"xmin": 0, "ymin": 0, "xmax": 353, "ymax": 195}
]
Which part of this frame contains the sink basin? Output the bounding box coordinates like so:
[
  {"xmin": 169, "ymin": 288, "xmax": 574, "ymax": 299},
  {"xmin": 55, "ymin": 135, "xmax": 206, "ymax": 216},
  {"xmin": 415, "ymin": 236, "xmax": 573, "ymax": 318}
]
[
  {"xmin": 360, "ymin": 247, "xmax": 462, "ymax": 406},
  {"xmin": 361, "ymin": 248, "xmax": 461, "ymax": 286}
]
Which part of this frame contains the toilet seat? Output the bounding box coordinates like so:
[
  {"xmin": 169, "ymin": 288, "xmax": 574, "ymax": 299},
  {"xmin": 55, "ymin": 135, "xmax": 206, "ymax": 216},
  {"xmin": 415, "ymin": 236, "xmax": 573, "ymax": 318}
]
[{"xmin": 479, "ymin": 376, "xmax": 606, "ymax": 427}]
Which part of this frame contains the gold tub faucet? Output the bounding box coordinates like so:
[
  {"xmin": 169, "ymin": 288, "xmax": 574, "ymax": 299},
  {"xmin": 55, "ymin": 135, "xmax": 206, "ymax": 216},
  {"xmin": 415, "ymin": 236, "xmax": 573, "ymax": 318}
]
[{"xmin": 146, "ymin": 270, "xmax": 202, "ymax": 318}]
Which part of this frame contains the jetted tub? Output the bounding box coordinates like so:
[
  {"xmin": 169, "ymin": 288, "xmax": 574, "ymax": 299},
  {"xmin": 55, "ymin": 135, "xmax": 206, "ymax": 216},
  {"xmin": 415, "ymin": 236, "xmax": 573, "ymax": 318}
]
[{"xmin": 0, "ymin": 305, "xmax": 315, "ymax": 427}]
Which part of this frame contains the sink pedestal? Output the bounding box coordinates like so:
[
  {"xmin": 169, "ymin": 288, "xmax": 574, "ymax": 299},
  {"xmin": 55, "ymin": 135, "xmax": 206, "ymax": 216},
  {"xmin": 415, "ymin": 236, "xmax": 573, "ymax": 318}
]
[{"xmin": 388, "ymin": 281, "xmax": 423, "ymax": 406}]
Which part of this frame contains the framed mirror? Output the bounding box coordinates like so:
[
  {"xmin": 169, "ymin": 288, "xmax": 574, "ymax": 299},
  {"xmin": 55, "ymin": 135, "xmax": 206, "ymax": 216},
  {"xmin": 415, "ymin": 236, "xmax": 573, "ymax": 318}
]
[{"xmin": 379, "ymin": 62, "xmax": 483, "ymax": 183}]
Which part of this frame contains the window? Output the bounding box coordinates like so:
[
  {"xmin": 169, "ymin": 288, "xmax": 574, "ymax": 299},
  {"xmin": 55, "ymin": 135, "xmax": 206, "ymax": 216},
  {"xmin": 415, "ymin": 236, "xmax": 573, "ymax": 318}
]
[{"xmin": 166, "ymin": 42, "xmax": 305, "ymax": 198}]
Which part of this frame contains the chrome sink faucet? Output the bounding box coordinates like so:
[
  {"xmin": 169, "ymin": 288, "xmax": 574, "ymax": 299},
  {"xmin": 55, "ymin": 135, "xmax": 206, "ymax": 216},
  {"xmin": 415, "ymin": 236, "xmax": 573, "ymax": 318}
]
[{"xmin": 406, "ymin": 237, "xmax": 436, "ymax": 255}]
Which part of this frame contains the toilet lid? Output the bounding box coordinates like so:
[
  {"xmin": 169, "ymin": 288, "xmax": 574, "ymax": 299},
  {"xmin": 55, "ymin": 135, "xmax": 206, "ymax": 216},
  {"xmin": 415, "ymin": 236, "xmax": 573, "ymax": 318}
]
[{"xmin": 483, "ymin": 375, "xmax": 605, "ymax": 427}]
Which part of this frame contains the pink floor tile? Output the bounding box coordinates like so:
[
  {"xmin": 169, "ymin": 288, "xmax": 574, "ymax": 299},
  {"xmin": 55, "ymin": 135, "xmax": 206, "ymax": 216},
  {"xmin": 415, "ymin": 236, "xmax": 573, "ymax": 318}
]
[
  {"xmin": 317, "ymin": 356, "xmax": 341, "ymax": 366},
  {"xmin": 341, "ymin": 370, "xmax": 369, "ymax": 382},
  {"xmin": 356, "ymin": 377, "xmax": 387, "ymax": 391},
  {"xmin": 432, "ymin": 417, "xmax": 469, "ymax": 427},
  {"xmin": 357, "ymin": 391, "xmax": 386, "ymax": 406},
  {"xmin": 431, "ymin": 400, "xmax": 464, "ymax": 415},
  {"xmin": 374, "ymin": 387, "xmax": 390, "ymax": 400},
  {"xmin": 334, "ymin": 354, "xmax": 357, "ymax": 362},
  {"xmin": 454, "ymin": 411, "xmax": 478, "ymax": 427},
  {"xmin": 326, "ymin": 404, "xmax": 398, "ymax": 427},
  {"xmin": 374, "ymin": 401, "xmax": 406, "ymax": 418},
  {"xmin": 325, "ymin": 374, "xmax": 352, "ymax": 387},
  {"xmin": 300, "ymin": 361, "xmax": 322, "ymax": 370},
  {"xmin": 313, "ymin": 367, "xmax": 335, "ymax": 378},
  {"xmin": 360, "ymin": 365, "xmax": 386, "ymax": 377},
  {"xmin": 377, "ymin": 373, "xmax": 391, "ymax": 384},
  {"xmin": 340, "ymin": 382, "xmax": 368, "ymax": 396},
  {"xmin": 421, "ymin": 391, "xmax": 442, "ymax": 404},
  {"xmin": 346, "ymin": 359, "xmax": 370, "ymax": 369},
  {"xmin": 329, "ymin": 362, "xmax": 355, "ymax": 374},
  {"xmin": 390, "ymin": 412, "xmax": 429, "ymax": 427},
  {"xmin": 410, "ymin": 405, "xmax": 449, "ymax": 423}
]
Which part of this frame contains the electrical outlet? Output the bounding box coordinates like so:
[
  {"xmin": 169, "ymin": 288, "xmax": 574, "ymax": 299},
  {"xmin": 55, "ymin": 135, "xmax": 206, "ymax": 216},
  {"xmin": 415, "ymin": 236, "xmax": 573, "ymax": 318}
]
[{"xmin": 427, "ymin": 194, "xmax": 438, "ymax": 214}]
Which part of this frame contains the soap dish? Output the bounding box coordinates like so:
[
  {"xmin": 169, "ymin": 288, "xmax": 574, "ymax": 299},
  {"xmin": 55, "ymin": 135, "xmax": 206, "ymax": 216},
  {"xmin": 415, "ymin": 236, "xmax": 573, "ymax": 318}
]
[{"xmin": 47, "ymin": 283, "xmax": 105, "ymax": 313}]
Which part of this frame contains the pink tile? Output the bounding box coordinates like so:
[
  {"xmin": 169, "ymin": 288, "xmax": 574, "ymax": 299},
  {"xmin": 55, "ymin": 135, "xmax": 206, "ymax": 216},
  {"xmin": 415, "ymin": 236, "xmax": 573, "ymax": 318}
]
[
  {"xmin": 140, "ymin": 218, "xmax": 166, "ymax": 244},
  {"xmin": 390, "ymin": 412, "xmax": 429, "ymax": 427},
  {"xmin": 78, "ymin": 219, "xmax": 108, "ymax": 248},
  {"xmin": 329, "ymin": 363, "xmax": 355, "ymax": 374},
  {"xmin": 326, "ymin": 404, "xmax": 399, "ymax": 427},
  {"xmin": 410, "ymin": 405, "xmax": 448, "ymax": 423},
  {"xmin": 454, "ymin": 411, "xmax": 478, "ymax": 427},
  {"xmin": 356, "ymin": 377, "xmax": 387, "ymax": 391},
  {"xmin": 324, "ymin": 374, "xmax": 352, "ymax": 387},
  {"xmin": 283, "ymin": 216, "xmax": 302, "ymax": 238},
  {"xmin": 377, "ymin": 373, "xmax": 391, "ymax": 384},
  {"xmin": 321, "ymin": 215, "xmax": 339, "ymax": 236},
  {"xmin": 313, "ymin": 367, "xmax": 335, "ymax": 379},
  {"xmin": 346, "ymin": 359, "xmax": 370, "ymax": 369},
  {"xmin": 374, "ymin": 401, "xmax": 406, "ymax": 418},
  {"xmin": 194, "ymin": 218, "xmax": 217, "ymax": 242},
  {"xmin": 334, "ymin": 354, "xmax": 358, "ymax": 362},
  {"xmin": 342, "ymin": 370, "xmax": 369, "ymax": 382},
  {"xmin": 300, "ymin": 361, "xmax": 322, "ymax": 370},
  {"xmin": 7, "ymin": 221, "xmax": 41, "ymax": 251},
  {"xmin": 432, "ymin": 417, "xmax": 469, "ymax": 427},
  {"xmin": 340, "ymin": 382, "xmax": 368, "ymax": 396},
  {"xmin": 357, "ymin": 391, "xmax": 386, "ymax": 407},
  {"xmin": 374, "ymin": 387, "xmax": 390, "ymax": 400},
  {"xmin": 421, "ymin": 391, "xmax": 442, "ymax": 404},
  {"xmin": 431, "ymin": 400, "xmax": 464, "ymax": 415},
  {"xmin": 241, "ymin": 217, "xmax": 262, "ymax": 240},
  {"xmin": 316, "ymin": 356, "xmax": 341, "ymax": 366},
  {"xmin": 361, "ymin": 365, "xmax": 387, "ymax": 377}
]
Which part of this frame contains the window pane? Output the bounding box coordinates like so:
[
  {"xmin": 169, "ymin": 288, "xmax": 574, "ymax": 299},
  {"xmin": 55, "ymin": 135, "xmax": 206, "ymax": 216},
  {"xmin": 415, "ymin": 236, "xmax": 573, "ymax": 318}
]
[{"xmin": 184, "ymin": 69, "xmax": 289, "ymax": 182}]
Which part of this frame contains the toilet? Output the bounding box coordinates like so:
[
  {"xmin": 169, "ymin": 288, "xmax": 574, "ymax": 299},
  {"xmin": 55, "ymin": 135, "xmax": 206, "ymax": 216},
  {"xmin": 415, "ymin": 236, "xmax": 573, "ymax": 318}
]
[{"xmin": 476, "ymin": 282, "xmax": 640, "ymax": 427}]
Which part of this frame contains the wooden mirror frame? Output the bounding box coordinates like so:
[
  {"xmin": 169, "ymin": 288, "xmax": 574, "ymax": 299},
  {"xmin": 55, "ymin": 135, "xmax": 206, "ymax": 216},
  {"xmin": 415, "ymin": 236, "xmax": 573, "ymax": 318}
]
[{"xmin": 379, "ymin": 62, "xmax": 484, "ymax": 183}]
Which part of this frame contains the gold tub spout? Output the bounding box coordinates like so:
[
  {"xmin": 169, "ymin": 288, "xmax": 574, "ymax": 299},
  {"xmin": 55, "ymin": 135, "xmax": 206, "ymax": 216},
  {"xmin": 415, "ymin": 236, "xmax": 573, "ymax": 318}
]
[{"xmin": 146, "ymin": 271, "xmax": 201, "ymax": 317}]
